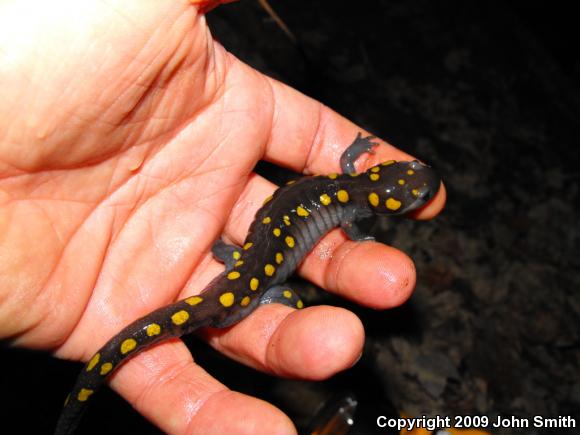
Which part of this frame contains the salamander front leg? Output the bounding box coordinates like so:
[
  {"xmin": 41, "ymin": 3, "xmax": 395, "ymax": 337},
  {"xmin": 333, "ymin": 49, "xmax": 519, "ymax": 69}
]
[
  {"xmin": 341, "ymin": 222, "xmax": 375, "ymax": 241},
  {"xmin": 211, "ymin": 239, "xmax": 243, "ymax": 272},
  {"xmin": 260, "ymin": 285, "xmax": 304, "ymax": 310},
  {"xmin": 339, "ymin": 132, "xmax": 380, "ymax": 174},
  {"xmin": 340, "ymin": 206, "xmax": 375, "ymax": 241}
]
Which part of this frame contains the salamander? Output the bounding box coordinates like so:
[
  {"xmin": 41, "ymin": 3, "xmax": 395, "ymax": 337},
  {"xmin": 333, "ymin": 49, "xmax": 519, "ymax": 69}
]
[{"xmin": 54, "ymin": 133, "xmax": 440, "ymax": 434}]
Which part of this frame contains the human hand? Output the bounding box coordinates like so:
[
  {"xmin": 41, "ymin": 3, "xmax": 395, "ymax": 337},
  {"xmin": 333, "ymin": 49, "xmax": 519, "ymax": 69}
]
[{"xmin": 0, "ymin": 1, "xmax": 445, "ymax": 433}]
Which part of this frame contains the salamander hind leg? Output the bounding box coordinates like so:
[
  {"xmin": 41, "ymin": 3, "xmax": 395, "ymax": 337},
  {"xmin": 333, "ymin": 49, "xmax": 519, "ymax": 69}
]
[
  {"xmin": 260, "ymin": 285, "xmax": 304, "ymax": 310},
  {"xmin": 339, "ymin": 132, "xmax": 380, "ymax": 174},
  {"xmin": 211, "ymin": 239, "xmax": 243, "ymax": 272}
]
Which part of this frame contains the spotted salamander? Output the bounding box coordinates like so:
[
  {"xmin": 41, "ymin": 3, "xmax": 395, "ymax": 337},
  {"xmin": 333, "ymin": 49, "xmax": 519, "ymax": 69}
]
[{"xmin": 55, "ymin": 133, "xmax": 440, "ymax": 434}]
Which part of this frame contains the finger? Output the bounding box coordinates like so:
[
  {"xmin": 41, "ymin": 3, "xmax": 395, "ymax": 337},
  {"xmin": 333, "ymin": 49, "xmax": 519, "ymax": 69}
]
[
  {"xmin": 261, "ymin": 76, "xmax": 446, "ymax": 217},
  {"xmin": 260, "ymin": 78, "xmax": 412, "ymax": 172},
  {"xmin": 204, "ymin": 304, "xmax": 365, "ymax": 379},
  {"xmin": 111, "ymin": 338, "xmax": 296, "ymax": 434},
  {"xmin": 222, "ymin": 174, "xmax": 418, "ymax": 307},
  {"xmin": 302, "ymin": 234, "xmax": 417, "ymax": 308}
]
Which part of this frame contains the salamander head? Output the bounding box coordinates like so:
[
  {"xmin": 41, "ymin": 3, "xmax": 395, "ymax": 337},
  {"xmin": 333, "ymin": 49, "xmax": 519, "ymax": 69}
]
[{"xmin": 364, "ymin": 160, "xmax": 440, "ymax": 215}]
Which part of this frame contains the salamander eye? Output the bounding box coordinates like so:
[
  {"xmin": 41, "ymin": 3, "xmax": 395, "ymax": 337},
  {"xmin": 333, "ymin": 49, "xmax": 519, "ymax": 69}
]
[
  {"xmin": 413, "ymin": 186, "xmax": 431, "ymax": 200},
  {"xmin": 409, "ymin": 160, "xmax": 425, "ymax": 170}
]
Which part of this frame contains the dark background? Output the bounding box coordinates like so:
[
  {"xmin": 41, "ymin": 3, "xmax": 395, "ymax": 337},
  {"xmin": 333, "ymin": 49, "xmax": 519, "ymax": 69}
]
[{"xmin": 2, "ymin": 1, "xmax": 578, "ymax": 433}]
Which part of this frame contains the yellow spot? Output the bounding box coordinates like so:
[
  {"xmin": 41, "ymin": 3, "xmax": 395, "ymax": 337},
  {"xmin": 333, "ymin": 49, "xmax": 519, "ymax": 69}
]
[
  {"xmin": 273, "ymin": 228, "xmax": 281, "ymax": 237},
  {"xmin": 265, "ymin": 264, "xmax": 276, "ymax": 276},
  {"xmin": 100, "ymin": 362, "xmax": 113, "ymax": 376},
  {"xmin": 381, "ymin": 160, "xmax": 395, "ymax": 166},
  {"xmin": 283, "ymin": 290, "xmax": 292, "ymax": 299},
  {"xmin": 86, "ymin": 353, "xmax": 100, "ymax": 372},
  {"xmin": 412, "ymin": 188, "xmax": 420, "ymax": 197},
  {"xmin": 250, "ymin": 277, "xmax": 259, "ymax": 291},
  {"xmin": 319, "ymin": 194, "xmax": 331, "ymax": 205},
  {"xmin": 337, "ymin": 190, "xmax": 349, "ymax": 203},
  {"xmin": 296, "ymin": 206, "xmax": 310, "ymax": 217},
  {"xmin": 241, "ymin": 296, "xmax": 251, "ymax": 307},
  {"xmin": 297, "ymin": 300, "xmax": 304, "ymax": 309},
  {"xmin": 243, "ymin": 242, "xmax": 253, "ymax": 250},
  {"xmin": 285, "ymin": 236, "xmax": 295, "ymax": 248},
  {"xmin": 371, "ymin": 166, "xmax": 380, "ymax": 173},
  {"xmin": 232, "ymin": 251, "xmax": 241, "ymax": 260},
  {"xmin": 328, "ymin": 173, "xmax": 338, "ymax": 179},
  {"xmin": 398, "ymin": 179, "xmax": 405, "ymax": 185},
  {"xmin": 171, "ymin": 310, "xmax": 190, "ymax": 325},
  {"xmin": 370, "ymin": 173, "xmax": 380, "ymax": 181},
  {"xmin": 234, "ymin": 260, "xmax": 244, "ymax": 267},
  {"xmin": 407, "ymin": 169, "xmax": 415, "ymax": 175},
  {"xmin": 283, "ymin": 215, "xmax": 291, "ymax": 226},
  {"xmin": 185, "ymin": 296, "xmax": 203, "ymax": 306},
  {"xmin": 386, "ymin": 198, "xmax": 402, "ymax": 211},
  {"xmin": 227, "ymin": 271, "xmax": 241, "ymax": 280},
  {"xmin": 219, "ymin": 292, "xmax": 235, "ymax": 307},
  {"xmin": 368, "ymin": 192, "xmax": 379, "ymax": 207},
  {"xmin": 263, "ymin": 195, "xmax": 273, "ymax": 205},
  {"xmin": 77, "ymin": 388, "xmax": 94, "ymax": 402},
  {"xmin": 262, "ymin": 216, "xmax": 272, "ymax": 224},
  {"xmin": 348, "ymin": 172, "xmax": 360, "ymax": 177},
  {"xmin": 286, "ymin": 180, "xmax": 296, "ymax": 185},
  {"xmin": 146, "ymin": 323, "xmax": 161, "ymax": 336},
  {"xmin": 120, "ymin": 338, "xmax": 137, "ymax": 354},
  {"xmin": 275, "ymin": 252, "xmax": 284, "ymax": 264}
]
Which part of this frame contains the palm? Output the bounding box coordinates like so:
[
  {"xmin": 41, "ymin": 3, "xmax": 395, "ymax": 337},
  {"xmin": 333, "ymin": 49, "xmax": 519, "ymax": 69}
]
[
  {"xmin": 2, "ymin": 1, "xmax": 271, "ymax": 350},
  {"xmin": 0, "ymin": 1, "xmax": 444, "ymax": 433}
]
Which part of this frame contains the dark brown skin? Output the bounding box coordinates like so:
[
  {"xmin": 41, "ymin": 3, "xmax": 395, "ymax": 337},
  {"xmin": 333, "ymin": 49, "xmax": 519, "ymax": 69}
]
[{"xmin": 0, "ymin": 1, "xmax": 446, "ymax": 434}]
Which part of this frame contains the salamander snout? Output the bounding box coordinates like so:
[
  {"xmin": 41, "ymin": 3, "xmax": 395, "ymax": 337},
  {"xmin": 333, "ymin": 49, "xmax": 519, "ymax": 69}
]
[
  {"xmin": 365, "ymin": 160, "xmax": 440, "ymax": 215},
  {"xmin": 405, "ymin": 160, "xmax": 440, "ymax": 207}
]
